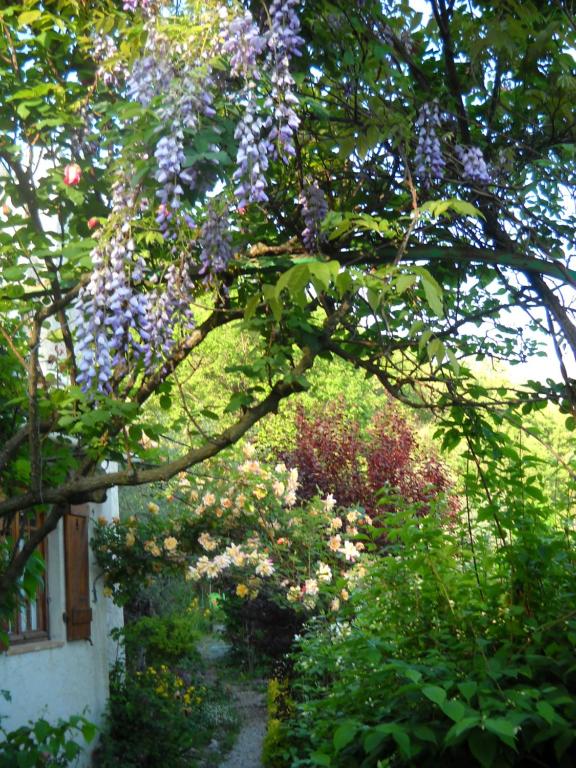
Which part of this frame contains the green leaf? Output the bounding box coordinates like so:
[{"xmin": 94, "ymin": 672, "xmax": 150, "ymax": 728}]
[
  {"xmin": 81, "ymin": 720, "xmax": 97, "ymax": 743},
  {"xmin": 468, "ymin": 730, "xmax": 497, "ymax": 768},
  {"xmin": 333, "ymin": 721, "xmax": 358, "ymax": 752},
  {"xmin": 484, "ymin": 718, "xmax": 518, "ymax": 749},
  {"xmin": 310, "ymin": 752, "xmax": 331, "ymax": 766},
  {"xmin": 441, "ymin": 698, "xmax": 467, "ymax": 722},
  {"xmin": 18, "ymin": 10, "xmax": 42, "ymax": 26},
  {"xmin": 444, "ymin": 715, "xmax": 481, "ymax": 745},
  {"xmin": 422, "ymin": 685, "xmax": 447, "ymax": 707}
]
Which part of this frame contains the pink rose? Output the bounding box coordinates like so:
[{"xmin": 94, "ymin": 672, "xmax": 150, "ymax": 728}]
[{"xmin": 63, "ymin": 163, "xmax": 81, "ymax": 186}]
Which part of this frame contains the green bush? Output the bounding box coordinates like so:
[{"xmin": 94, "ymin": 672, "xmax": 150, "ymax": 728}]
[
  {"xmin": 95, "ymin": 663, "xmax": 213, "ymax": 768},
  {"xmin": 115, "ymin": 614, "xmax": 202, "ymax": 669},
  {"xmin": 0, "ymin": 707, "xmax": 96, "ymax": 768},
  {"xmin": 280, "ymin": 498, "xmax": 576, "ymax": 767}
]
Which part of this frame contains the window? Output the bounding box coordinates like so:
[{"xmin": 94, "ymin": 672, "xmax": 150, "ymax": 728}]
[
  {"xmin": 2, "ymin": 504, "xmax": 92, "ymax": 646},
  {"xmin": 4, "ymin": 513, "xmax": 49, "ymax": 644}
]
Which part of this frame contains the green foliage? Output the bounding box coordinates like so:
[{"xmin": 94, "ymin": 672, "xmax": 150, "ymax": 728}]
[
  {"xmin": 276, "ymin": 456, "xmax": 576, "ymax": 768},
  {"xmin": 96, "ymin": 662, "xmax": 230, "ymax": 768},
  {"xmin": 0, "ymin": 714, "xmax": 96, "ymax": 768},
  {"xmin": 114, "ymin": 614, "xmax": 201, "ymax": 670},
  {"xmin": 262, "ymin": 678, "xmax": 295, "ymax": 768}
]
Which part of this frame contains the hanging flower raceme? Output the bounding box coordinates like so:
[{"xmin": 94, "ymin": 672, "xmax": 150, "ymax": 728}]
[
  {"xmin": 300, "ymin": 181, "xmax": 328, "ymax": 251},
  {"xmin": 265, "ymin": 0, "xmax": 303, "ymax": 162},
  {"xmin": 199, "ymin": 204, "xmax": 234, "ymax": 280},
  {"xmin": 455, "ymin": 144, "xmax": 491, "ymax": 185},
  {"xmin": 413, "ymin": 102, "xmax": 445, "ymax": 185}
]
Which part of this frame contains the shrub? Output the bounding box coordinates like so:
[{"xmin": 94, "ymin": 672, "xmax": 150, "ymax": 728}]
[
  {"xmin": 279, "ymin": 499, "xmax": 576, "ymax": 767},
  {"xmin": 95, "ymin": 663, "xmax": 214, "ymax": 768},
  {"xmin": 283, "ymin": 399, "xmax": 455, "ymax": 517},
  {"xmin": 0, "ymin": 708, "xmax": 96, "ymax": 768},
  {"xmin": 114, "ymin": 614, "xmax": 201, "ymax": 670}
]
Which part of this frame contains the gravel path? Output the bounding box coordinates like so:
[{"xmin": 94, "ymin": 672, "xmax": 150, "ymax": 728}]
[
  {"xmin": 219, "ymin": 684, "xmax": 266, "ymax": 768},
  {"xmin": 197, "ymin": 634, "xmax": 267, "ymax": 768}
]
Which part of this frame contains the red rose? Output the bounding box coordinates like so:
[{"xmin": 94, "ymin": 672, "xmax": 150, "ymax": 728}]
[{"xmin": 87, "ymin": 217, "xmax": 99, "ymax": 230}]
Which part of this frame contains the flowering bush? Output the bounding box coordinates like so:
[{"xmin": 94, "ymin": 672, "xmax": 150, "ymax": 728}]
[
  {"xmin": 95, "ymin": 663, "xmax": 231, "ymax": 768},
  {"xmin": 92, "ymin": 446, "xmax": 373, "ymax": 617}
]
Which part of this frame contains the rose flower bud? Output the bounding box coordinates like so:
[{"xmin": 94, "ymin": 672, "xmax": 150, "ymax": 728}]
[{"xmin": 63, "ymin": 163, "xmax": 82, "ymax": 186}]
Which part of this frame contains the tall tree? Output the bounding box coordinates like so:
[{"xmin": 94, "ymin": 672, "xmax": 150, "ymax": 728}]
[{"xmin": 1, "ymin": 0, "xmax": 575, "ymax": 607}]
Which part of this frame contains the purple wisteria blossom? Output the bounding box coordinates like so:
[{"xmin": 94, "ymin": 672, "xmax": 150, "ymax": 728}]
[
  {"xmin": 76, "ymin": 184, "xmax": 152, "ymax": 392},
  {"xmin": 455, "ymin": 144, "xmax": 491, "ymax": 185},
  {"xmin": 266, "ymin": 0, "xmax": 303, "ymax": 162},
  {"xmin": 154, "ymin": 132, "xmax": 186, "ymax": 208},
  {"xmin": 147, "ymin": 263, "xmax": 196, "ymax": 357},
  {"xmin": 123, "ymin": 0, "xmax": 152, "ymax": 14},
  {"xmin": 300, "ymin": 181, "xmax": 328, "ymax": 251},
  {"xmin": 75, "ymin": 183, "xmax": 197, "ymax": 394},
  {"xmin": 222, "ymin": 11, "xmax": 267, "ymax": 79},
  {"xmin": 127, "ymin": 31, "xmax": 174, "ymax": 106},
  {"xmin": 233, "ymin": 92, "xmax": 272, "ymax": 208},
  {"xmin": 414, "ymin": 102, "xmax": 445, "ymax": 184},
  {"xmin": 199, "ymin": 205, "xmax": 234, "ymax": 280}
]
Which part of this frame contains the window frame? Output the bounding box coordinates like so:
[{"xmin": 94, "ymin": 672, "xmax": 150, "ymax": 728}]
[{"xmin": 4, "ymin": 513, "xmax": 49, "ymax": 645}]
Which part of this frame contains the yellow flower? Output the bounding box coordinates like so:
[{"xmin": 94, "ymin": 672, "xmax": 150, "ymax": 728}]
[
  {"xmin": 125, "ymin": 531, "xmax": 136, "ymax": 548},
  {"xmin": 147, "ymin": 502, "xmax": 159, "ymax": 514},
  {"xmin": 253, "ymin": 484, "xmax": 267, "ymax": 499},
  {"xmin": 163, "ymin": 536, "xmax": 178, "ymax": 552},
  {"xmin": 103, "ymin": 586, "xmax": 113, "ymax": 598},
  {"xmin": 236, "ymin": 583, "xmax": 249, "ymax": 598},
  {"xmin": 97, "ymin": 516, "xmax": 108, "ymax": 526}
]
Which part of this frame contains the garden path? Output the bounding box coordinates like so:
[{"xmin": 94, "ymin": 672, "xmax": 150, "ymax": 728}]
[{"xmin": 197, "ymin": 634, "xmax": 266, "ymax": 768}]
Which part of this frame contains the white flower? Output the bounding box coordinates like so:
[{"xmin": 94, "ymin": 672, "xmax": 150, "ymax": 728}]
[
  {"xmin": 243, "ymin": 443, "xmax": 256, "ymax": 458},
  {"xmin": 186, "ymin": 566, "xmax": 200, "ymax": 582},
  {"xmin": 316, "ymin": 562, "xmax": 332, "ymax": 584},
  {"xmin": 286, "ymin": 467, "xmax": 299, "ymax": 493},
  {"xmin": 284, "ymin": 490, "xmax": 297, "ymax": 508},
  {"xmin": 323, "ymin": 494, "xmax": 337, "ymax": 514},
  {"xmin": 225, "ymin": 543, "xmax": 245, "ymax": 566},
  {"xmin": 255, "ymin": 558, "xmax": 275, "ymax": 577},
  {"xmin": 330, "ymin": 597, "xmax": 340, "ymax": 611},
  {"xmin": 275, "ymin": 462, "xmax": 287, "ymax": 474},
  {"xmin": 203, "ymin": 492, "xmax": 216, "ymax": 506},
  {"xmin": 305, "ymin": 578, "xmax": 319, "ymax": 596},
  {"xmin": 213, "ymin": 553, "xmax": 231, "ymax": 572},
  {"xmin": 286, "ymin": 586, "xmax": 301, "ymax": 603},
  {"xmin": 199, "ymin": 532, "xmax": 218, "ymax": 551},
  {"xmin": 330, "ymin": 516, "xmax": 343, "ymax": 530},
  {"xmin": 328, "ymin": 534, "xmax": 342, "ymax": 552},
  {"xmin": 340, "ymin": 540, "xmax": 360, "ymax": 562},
  {"xmin": 196, "ymin": 556, "xmax": 220, "ymax": 578},
  {"xmin": 272, "ymin": 480, "xmax": 285, "ymax": 498},
  {"xmin": 346, "ymin": 510, "xmax": 358, "ymax": 523}
]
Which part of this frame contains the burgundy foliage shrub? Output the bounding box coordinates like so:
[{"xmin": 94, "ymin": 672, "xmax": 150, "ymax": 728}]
[{"xmin": 283, "ymin": 400, "xmax": 455, "ymax": 517}]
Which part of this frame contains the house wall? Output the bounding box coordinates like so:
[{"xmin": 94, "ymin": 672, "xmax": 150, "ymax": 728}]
[{"xmin": 0, "ymin": 484, "xmax": 123, "ymax": 766}]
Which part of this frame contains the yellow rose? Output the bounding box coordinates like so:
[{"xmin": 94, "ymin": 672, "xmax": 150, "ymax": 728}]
[{"xmin": 236, "ymin": 583, "xmax": 249, "ymax": 598}]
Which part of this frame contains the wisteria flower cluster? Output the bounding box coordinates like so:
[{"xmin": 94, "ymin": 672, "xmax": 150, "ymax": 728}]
[
  {"xmin": 75, "ymin": 183, "xmax": 196, "ymax": 392},
  {"xmin": 455, "ymin": 144, "xmax": 491, "ymax": 184},
  {"xmin": 414, "ymin": 101, "xmax": 445, "ymax": 185},
  {"xmin": 300, "ymin": 181, "xmax": 329, "ymax": 251},
  {"xmin": 265, "ymin": 0, "xmax": 303, "ymax": 161},
  {"xmin": 199, "ymin": 203, "xmax": 234, "ymax": 279}
]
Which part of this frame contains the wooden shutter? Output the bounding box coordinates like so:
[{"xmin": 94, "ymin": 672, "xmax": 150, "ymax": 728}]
[{"xmin": 64, "ymin": 504, "xmax": 92, "ymax": 641}]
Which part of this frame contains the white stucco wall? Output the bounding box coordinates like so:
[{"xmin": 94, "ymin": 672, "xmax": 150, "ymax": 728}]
[{"xmin": 0, "ymin": 485, "xmax": 123, "ymax": 766}]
